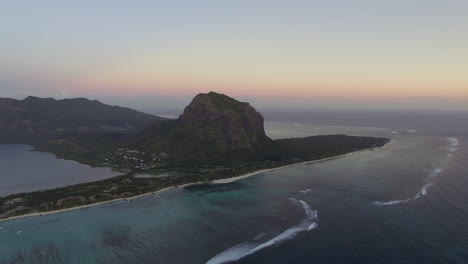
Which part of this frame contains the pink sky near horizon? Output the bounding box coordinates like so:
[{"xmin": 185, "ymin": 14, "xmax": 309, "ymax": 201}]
[{"xmin": 1, "ymin": 1, "xmax": 467, "ymax": 111}]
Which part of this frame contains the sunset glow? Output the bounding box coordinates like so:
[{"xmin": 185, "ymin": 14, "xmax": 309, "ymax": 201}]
[{"xmin": 1, "ymin": 1, "xmax": 467, "ymax": 110}]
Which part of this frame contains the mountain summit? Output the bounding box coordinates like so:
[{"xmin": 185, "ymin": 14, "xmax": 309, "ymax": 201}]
[
  {"xmin": 178, "ymin": 92, "xmax": 271, "ymax": 150},
  {"xmin": 137, "ymin": 92, "xmax": 273, "ymax": 163}
]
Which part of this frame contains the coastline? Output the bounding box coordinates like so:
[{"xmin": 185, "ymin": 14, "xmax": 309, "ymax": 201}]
[
  {"xmin": 0, "ymin": 147, "xmax": 379, "ymax": 223},
  {"xmin": 0, "ymin": 182, "xmax": 200, "ymax": 223},
  {"xmin": 213, "ymin": 151, "xmax": 356, "ymax": 184}
]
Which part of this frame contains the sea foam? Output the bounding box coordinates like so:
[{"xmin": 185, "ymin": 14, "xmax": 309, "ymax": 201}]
[
  {"xmin": 374, "ymin": 137, "xmax": 459, "ymax": 207},
  {"xmin": 205, "ymin": 242, "xmax": 259, "ymax": 264},
  {"xmin": 206, "ymin": 198, "xmax": 318, "ymax": 264},
  {"xmin": 447, "ymin": 137, "xmax": 459, "ymax": 153}
]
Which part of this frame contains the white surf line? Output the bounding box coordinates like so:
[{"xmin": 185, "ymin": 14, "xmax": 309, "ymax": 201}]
[
  {"xmin": 374, "ymin": 137, "xmax": 459, "ymax": 207},
  {"xmin": 206, "ymin": 198, "xmax": 318, "ymax": 264}
]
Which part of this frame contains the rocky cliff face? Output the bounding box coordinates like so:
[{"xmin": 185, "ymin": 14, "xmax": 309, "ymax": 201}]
[
  {"xmin": 177, "ymin": 92, "xmax": 271, "ymax": 151},
  {"xmin": 136, "ymin": 92, "xmax": 273, "ymax": 164}
]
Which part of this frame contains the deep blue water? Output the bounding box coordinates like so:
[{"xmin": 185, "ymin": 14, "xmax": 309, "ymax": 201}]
[
  {"xmin": 0, "ymin": 145, "xmax": 119, "ymax": 196},
  {"xmin": 0, "ymin": 111, "xmax": 467, "ymax": 264}
]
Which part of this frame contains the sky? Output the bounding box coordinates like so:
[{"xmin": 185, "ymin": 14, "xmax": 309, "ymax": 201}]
[{"xmin": 1, "ymin": 0, "xmax": 467, "ymax": 112}]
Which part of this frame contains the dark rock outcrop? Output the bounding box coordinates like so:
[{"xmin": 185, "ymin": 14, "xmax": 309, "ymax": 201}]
[
  {"xmin": 136, "ymin": 92, "xmax": 390, "ymax": 166},
  {"xmin": 137, "ymin": 92, "xmax": 273, "ymax": 164},
  {"xmin": 177, "ymin": 92, "xmax": 271, "ymax": 150}
]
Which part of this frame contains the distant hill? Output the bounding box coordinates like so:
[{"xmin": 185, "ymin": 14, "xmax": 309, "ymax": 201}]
[{"xmin": 0, "ymin": 96, "xmax": 164, "ymax": 133}]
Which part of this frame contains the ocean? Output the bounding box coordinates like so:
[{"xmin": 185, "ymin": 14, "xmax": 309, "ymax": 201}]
[{"xmin": 0, "ymin": 110, "xmax": 467, "ymax": 264}]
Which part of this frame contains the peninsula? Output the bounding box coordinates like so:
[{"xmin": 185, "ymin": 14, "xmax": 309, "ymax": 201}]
[{"xmin": 0, "ymin": 92, "xmax": 389, "ymax": 220}]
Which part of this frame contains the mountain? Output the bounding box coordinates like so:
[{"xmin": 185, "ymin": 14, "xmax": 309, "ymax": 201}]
[
  {"xmin": 0, "ymin": 96, "xmax": 164, "ymax": 133},
  {"xmin": 131, "ymin": 92, "xmax": 389, "ymax": 165},
  {"xmin": 134, "ymin": 92, "xmax": 273, "ymax": 163},
  {"xmin": 0, "ymin": 92, "xmax": 389, "ymax": 167},
  {"xmin": 178, "ymin": 92, "xmax": 271, "ymax": 150}
]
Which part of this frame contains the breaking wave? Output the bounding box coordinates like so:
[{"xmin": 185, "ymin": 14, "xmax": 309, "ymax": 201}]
[
  {"xmin": 374, "ymin": 137, "xmax": 459, "ymax": 207},
  {"xmin": 298, "ymin": 199, "xmax": 318, "ymax": 220},
  {"xmin": 205, "ymin": 242, "xmax": 259, "ymax": 264},
  {"xmin": 206, "ymin": 199, "xmax": 318, "ymax": 264},
  {"xmin": 448, "ymin": 137, "xmax": 459, "ymax": 153},
  {"xmin": 299, "ymin": 188, "xmax": 312, "ymax": 194}
]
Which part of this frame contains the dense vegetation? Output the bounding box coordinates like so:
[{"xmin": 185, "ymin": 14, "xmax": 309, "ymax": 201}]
[{"xmin": 0, "ymin": 135, "xmax": 388, "ymax": 220}]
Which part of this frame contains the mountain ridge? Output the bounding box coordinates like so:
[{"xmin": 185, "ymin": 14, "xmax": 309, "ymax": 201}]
[{"xmin": 0, "ymin": 96, "xmax": 164, "ymax": 132}]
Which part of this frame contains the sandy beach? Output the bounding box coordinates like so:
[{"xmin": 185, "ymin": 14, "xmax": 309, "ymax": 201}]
[
  {"xmin": 0, "ymin": 147, "xmax": 379, "ymax": 223},
  {"xmin": 213, "ymin": 146, "xmax": 381, "ymax": 184}
]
